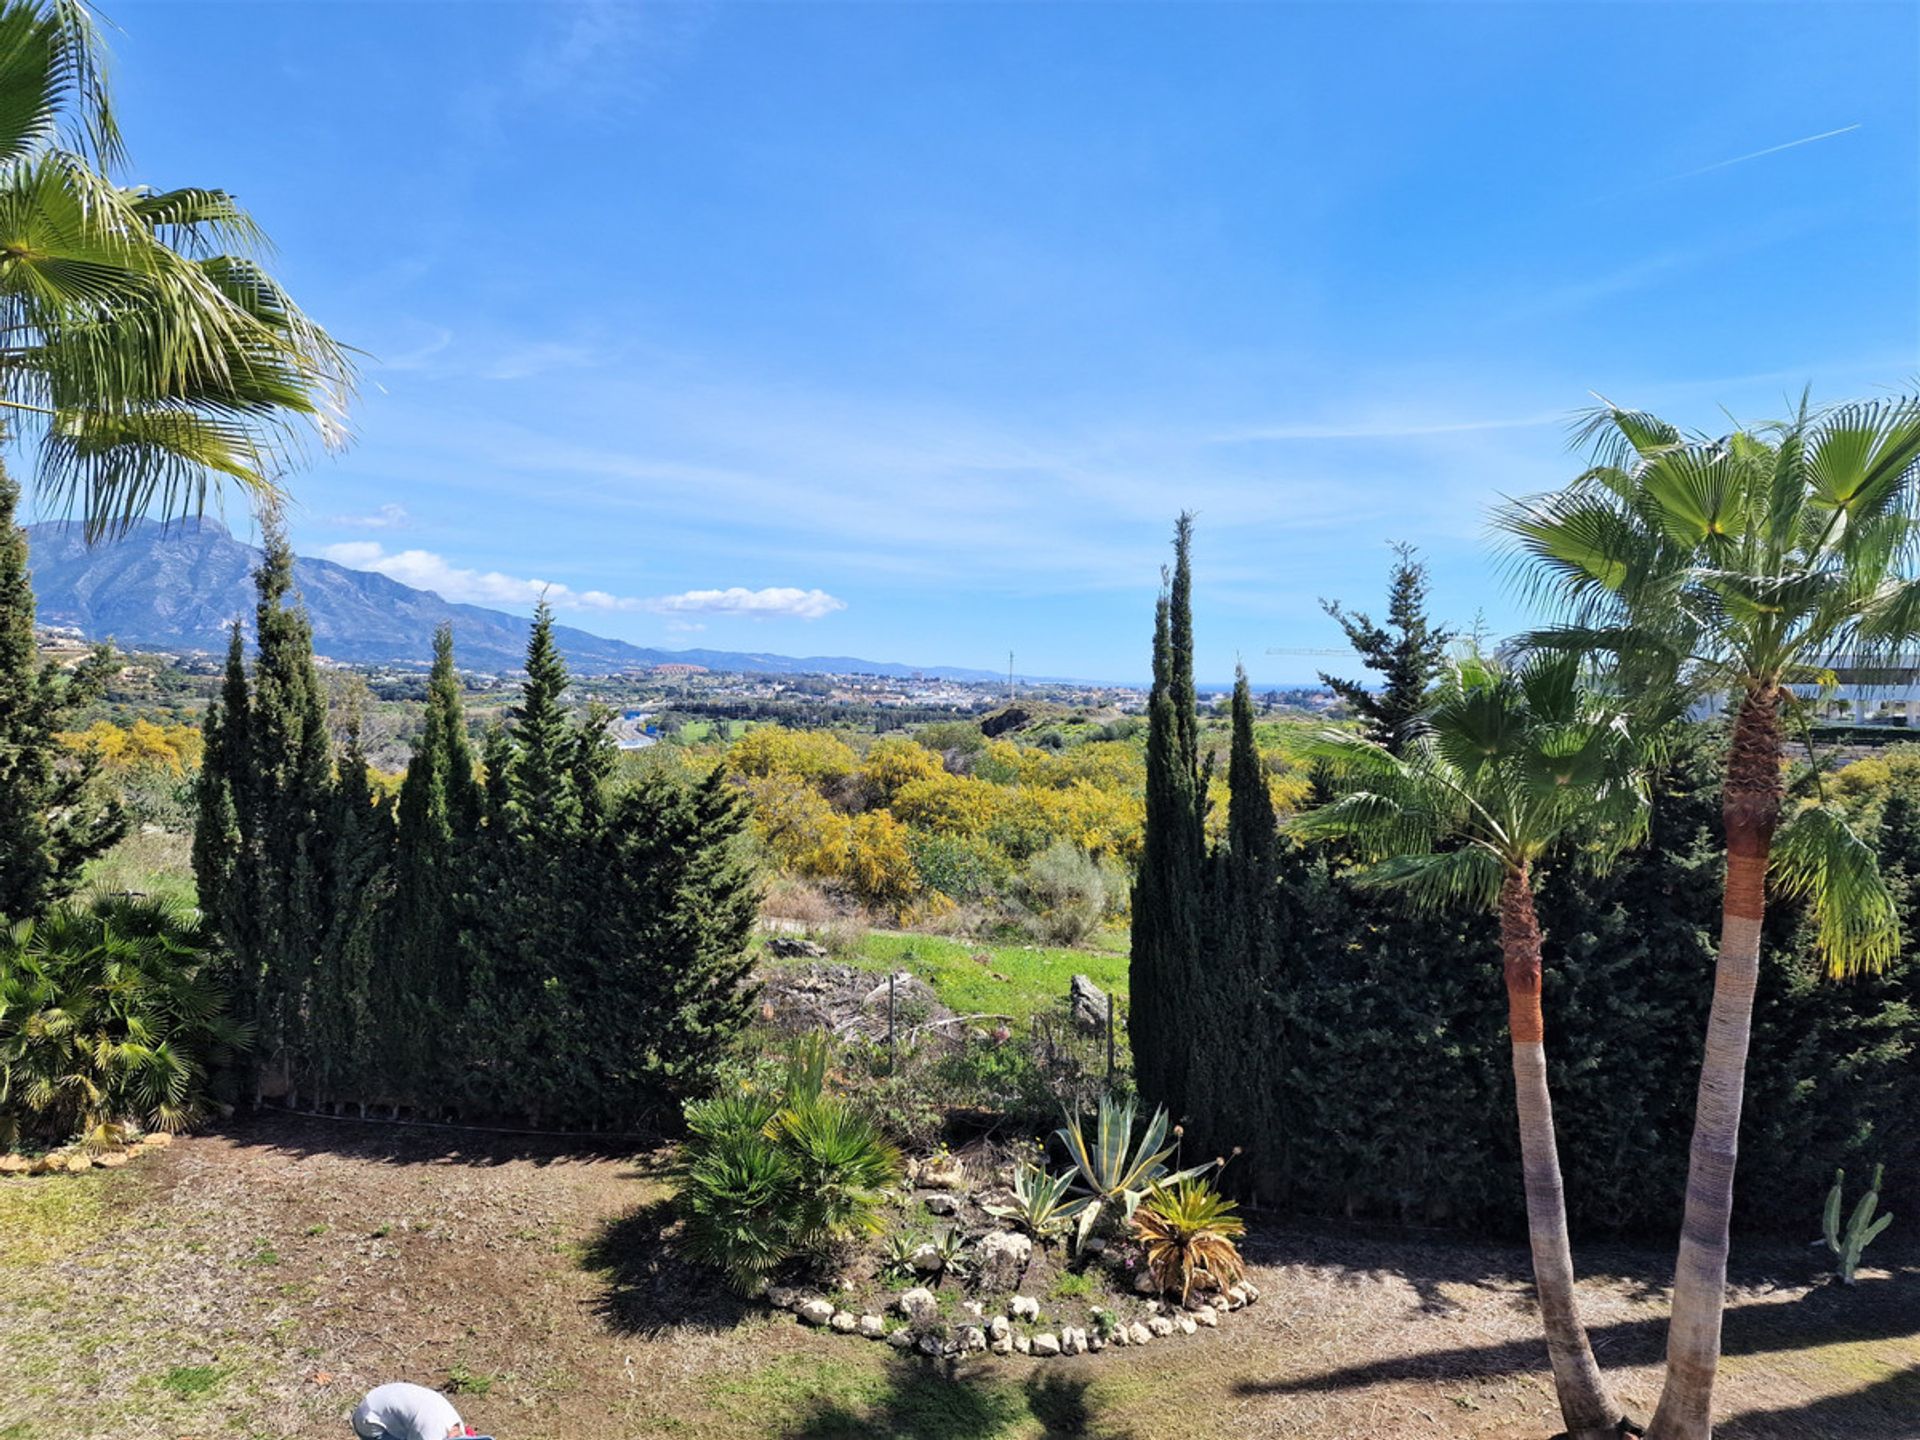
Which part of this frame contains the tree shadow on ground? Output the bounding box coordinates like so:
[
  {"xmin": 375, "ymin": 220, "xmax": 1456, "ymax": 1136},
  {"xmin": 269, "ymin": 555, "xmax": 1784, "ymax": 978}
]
[
  {"xmin": 204, "ymin": 1108, "xmax": 665, "ymax": 1170},
  {"xmin": 1235, "ymin": 1271, "xmax": 1919, "ymax": 1398},
  {"xmin": 780, "ymin": 1359, "xmax": 1132, "ymax": 1440},
  {"xmin": 1718, "ymin": 1363, "xmax": 1920, "ymax": 1438},
  {"xmin": 579, "ymin": 1192, "xmax": 756, "ymax": 1336}
]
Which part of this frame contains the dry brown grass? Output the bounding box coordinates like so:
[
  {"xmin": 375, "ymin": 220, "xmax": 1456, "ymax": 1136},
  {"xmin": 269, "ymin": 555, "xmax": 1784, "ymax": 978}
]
[{"xmin": 2, "ymin": 1115, "xmax": 1913, "ymax": 1440}]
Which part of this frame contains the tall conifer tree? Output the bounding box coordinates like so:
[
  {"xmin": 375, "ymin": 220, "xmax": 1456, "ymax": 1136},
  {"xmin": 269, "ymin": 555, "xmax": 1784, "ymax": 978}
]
[
  {"xmin": 384, "ymin": 625, "xmax": 476, "ymax": 1102},
  {"xmin": 1130, "ymin": 514, "xmax": 1207, "ymax": 1115},
  {"xmin": 0, "ymin": 471, "xmax": 124, "ymax": 920},
  {"xmin": 1318, "ymin": 543, "xmax": 1452, "ymax": 754}
]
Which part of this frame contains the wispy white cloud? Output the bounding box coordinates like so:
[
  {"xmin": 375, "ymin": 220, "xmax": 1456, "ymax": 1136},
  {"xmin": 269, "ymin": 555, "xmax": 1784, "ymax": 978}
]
[
  {"xmin": 331, "ymin": 503, "xmax": 411, "ymax": 531},
  {"xmin": 316, "ymin": 540, "xmax": 844, "ymax": 623},
  {"xmin": 1668, "ymin": 123, "xmax": 1861, "ymax": 183},
  {"xmin": 317, "ymin": 541, "xmax": 606, "ymax": 610},
  {"xmin": 646, "ymin": 586, "xmax": 846, "ymax": 621}
]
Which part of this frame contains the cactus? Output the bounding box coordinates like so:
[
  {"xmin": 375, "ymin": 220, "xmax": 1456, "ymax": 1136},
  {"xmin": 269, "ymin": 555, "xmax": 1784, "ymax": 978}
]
[{"xmin": 1821, "ymin": 1165, "xmax": 1894, "ymax": 1285}]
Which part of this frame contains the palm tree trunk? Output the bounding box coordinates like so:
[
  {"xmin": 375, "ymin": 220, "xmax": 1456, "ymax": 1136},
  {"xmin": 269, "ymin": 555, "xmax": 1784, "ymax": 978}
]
[
  {"xmin": 1647, "ymin": 686, "xmax": 1782, "ymax": 1440},
  {"xmin": 1499, "ymin": 864, "xmax": 1622, "ymax": 1440}
]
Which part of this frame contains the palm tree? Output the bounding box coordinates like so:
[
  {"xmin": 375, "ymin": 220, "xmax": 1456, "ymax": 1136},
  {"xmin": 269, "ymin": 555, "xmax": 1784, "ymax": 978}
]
[
  {"xmin": 1295, "ymin": 651, "xmax": 1646, "ymax": 1440},
  {"xmin": 1496, "ymin": 393, "xmax": 1920, "ymax": 1440},
  {"xmin": 0, "ymin": 1, "xmax": 350, "ymax": 537}
]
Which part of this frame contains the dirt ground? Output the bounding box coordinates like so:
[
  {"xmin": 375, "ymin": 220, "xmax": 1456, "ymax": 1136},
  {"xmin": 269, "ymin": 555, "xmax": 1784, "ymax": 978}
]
[{"xmin": 3, "ymin": 1113, "xmax": 1914, "ymax": 1440}]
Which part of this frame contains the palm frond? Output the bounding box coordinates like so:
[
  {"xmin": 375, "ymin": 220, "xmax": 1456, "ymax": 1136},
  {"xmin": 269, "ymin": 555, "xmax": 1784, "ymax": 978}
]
[{"xmin": 1771, "ymin": 804, "xmax": 1901, "ymax": 978}]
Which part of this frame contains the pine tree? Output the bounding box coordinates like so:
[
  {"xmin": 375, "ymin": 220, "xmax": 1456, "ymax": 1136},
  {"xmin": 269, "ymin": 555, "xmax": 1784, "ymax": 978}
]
[
  {"xmin": 1130, "ymin": 513, "xmax": 1208, "ymax": 1117},
  {"xmin": 1318, "ymin": 542, "xmax": 1452, "ymax": 754},
  {"xmin": 0, "ymin": 469, "xmax": 125, "ymax": 920}
]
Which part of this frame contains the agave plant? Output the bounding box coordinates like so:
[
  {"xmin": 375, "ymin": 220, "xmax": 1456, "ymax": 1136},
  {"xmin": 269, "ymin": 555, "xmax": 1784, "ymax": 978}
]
[
  {"xmin": 986, "ymin": 1158, "xmax": 1085, "ymax": 1242},
  {"xmin": 1130, "ymin": 1177, "xmax": 1247, "ymax": 1302},
  {"xmin": 1054, "ymin": 1095, "xmax": 1207, "ymax": 1251},
  {"xmin": 925, "ymin": 1224, "xmax": 970, "ymax": 1281}
]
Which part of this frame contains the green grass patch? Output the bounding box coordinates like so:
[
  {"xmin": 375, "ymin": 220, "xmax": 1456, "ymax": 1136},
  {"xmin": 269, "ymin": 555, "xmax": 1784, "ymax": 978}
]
[
  {"xmin": 0, "ymin": 1176, "xmax": 110, "ymax": 1267},
  {"xmin": 1049, "ymin": 1270, "xmax": 1095, "ymax": 1301},
  {"xmin": 782, "ymin": 932, "xmax": 1128, "ymax": 1026},
  {"xmin": 444, "ymin": 1363, "xmax": 494, "ymax": 1397},
  {"xmin": 159, "ymin": 1364, "xmax": 225, "ymax": 1399}
]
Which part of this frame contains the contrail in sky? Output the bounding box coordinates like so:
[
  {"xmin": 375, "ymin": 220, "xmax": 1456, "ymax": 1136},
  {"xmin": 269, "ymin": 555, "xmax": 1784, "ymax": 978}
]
[{"xmin": 1669, "ymin": 123, "xmax": 1862, "ymax": 181}]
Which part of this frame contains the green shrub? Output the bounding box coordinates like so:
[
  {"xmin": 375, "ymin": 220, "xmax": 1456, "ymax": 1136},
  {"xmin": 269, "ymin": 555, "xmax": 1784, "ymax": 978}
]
[
  {"xmin": 678, "ymin": 1040, "xmax": 903, "ymax": 1292},
  {"xmin": 0, "ymin": 896, "xmax": 245, "ymax": 1147},
  {"xmin": 1015, "ymin": 842, "xmax": 1108, "ymax": 945}
]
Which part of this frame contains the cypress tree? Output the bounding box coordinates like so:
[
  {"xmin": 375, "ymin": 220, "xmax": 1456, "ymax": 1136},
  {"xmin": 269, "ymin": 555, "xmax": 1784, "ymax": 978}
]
[
  {"xmin": 1318, "ymin": 542, "xmax": 1452, "ymax": 754},
  {"xmin": 384, "ymin": 625, "xmax": 477, "ymax": 1103},
  {"xmin": 1189, "ymin": 669, "xmax": 1280, "ymax": 1180},
  {"xmin": 311, "ymin": 702, "xmax": 392, "ymax": 1108},
  {"xmin": 194, "ymin": 528, "xmax": 338, "ymax": 1102},
  {"xmin": 1130, "ymin": 513, "xmax": 1207, "ymax": 1117},
  {"xmin": 589, "ymin": 766, "xmax": 760, "ymax": 1120},
  {"xmin": 460, "ymin": 604, "xmax": 596, "ymax": 1122},
  {"xmin": 0, "ymin": 470, "xmax": 125, "ymax": 920}
]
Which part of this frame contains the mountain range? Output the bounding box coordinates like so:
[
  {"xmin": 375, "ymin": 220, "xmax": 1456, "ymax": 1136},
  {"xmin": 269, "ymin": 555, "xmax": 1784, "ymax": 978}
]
[{"xmin": 23, "ymin": 518, "xmax": 1002, "ymax": 680}]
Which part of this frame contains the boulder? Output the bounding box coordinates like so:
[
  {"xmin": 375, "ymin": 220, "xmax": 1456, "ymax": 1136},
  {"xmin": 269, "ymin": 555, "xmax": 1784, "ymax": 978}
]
[
  {"xmin": 1059, "ymin": 1327, "xmax": 1085, "ymax": 1355},
  {"xmin": 1193, "ymin": 1307, "xmax": 1218, "ymax": 1328},
  {"xmin": 1225, "ymin": 1285, "xmax": 1248, "ymax": 1309},
  {"xmin": 1069, "ymin": 973, "xmax": 1111, "ymax": 1031},
  {"xmin": 766, "ymin": 1286, "xmax": 797, "ymax": 1310},
  {"xmin": 858, "ymin": 1314, "xmax": 886, "ymax": 1339},
  {"xmin": 987, "ymin": 1315, "xmax": 1011, "ymax": 1341},
  {"xmin": 0, "ymin": 1155, "xmax": 32, "ymax": 1176},
  {"xmin": 887, "ymin": 1329, "xmax": 914, "ymax": 1350},
  {"xmin": 917, "ymin": 1332, "xmax": 945, "ymax": 1357},
  {"xmin": 1083, "ymin": 1237, "xmax": 1107, "ymax": 1255},
  {"xmin": 62, "ymin": 1154, "xmax": 91, "ymax": 1174},
  {"xmin": 829, "ymin": 1311, "xmax": 858, "ymax": 1333},
  {"xmin": 1088, "ymin": 1333, "xmax": 1105, "ymax": 1352},
  {"xmin": 91, "ymin": 1151, "xmax": 130, "ymax": 1169},
  {"xmin": 1008, "ymin": 1294, "xmax": 1040, "ymax": 1321},
  {"xmin": 1175, "ymin": 1315, "xmax": 1197, "ymax": 1335},
  {"xmin": 978, "ymin": 1231, "xmax": 1033, "ymax": 1290},
  {"xmin": 1133, "ymin": 1269, "xmax": 1159, "ymax": 1294},
  {"xmin": 1109, "ymin": 1325, "xmax": 1129, "ymax": 1347},
  {"xmin": 896, "ymin": 1288, "xmax": 940, "ymax": 1326},
  {"xmin": 989, "ymin": 1336, "xmax": 1013, "ymax": 1355},
  {"xmin": 1147, "ymin": 1316, "xmax": 1175, "ymax": 1338},
  {"xmin": 1209, "ymin": 1296, "xmax": 1231, "ymax": 1313},
  {"xmin": 766, "ymin": 935, "xmax": 829, "ymax": 960},
  {"xmin": 140, "ymin": 1131, "xmax": 174, "ymax": 1148},
  {"xmin": 918, "ymin": 1158, "xmax": 966, "ymax": 1191},
  {"xmin": 1031, "ymin": 1333, "xmax": 1061, "ymax": 1357},
  {"xmin": 958, "ymin": 1325, "xmax": 987, "ymax": 1354},
  {"xmin": 962, "ymin": 1300, "xmax": 984, "ymax": 1318},
  {"xmin": 798, "ymin": 1299, "xmax": 835, "ymax": 1326},
  {"xmin": 909, "ymin": 1244, "xmax": 945, "ymax": 1274},
  {"xmin": 1013, "ymin": 1335, "xmax": 1031, "ymax": 1355},
  {"xmin": 1126, "ymin": 1322, "xmax": 1153, "ymax": 1346},
  {"xmin": 924, "ymin": 1193, "xmax": 959, "ymax": 1216}
]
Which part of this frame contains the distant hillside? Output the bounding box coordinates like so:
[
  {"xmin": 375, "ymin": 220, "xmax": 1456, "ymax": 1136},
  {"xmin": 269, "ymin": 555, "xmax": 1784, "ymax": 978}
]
[{"xmin": 23, "ymin": 518, "xmax": 1000, "ymax": 679}]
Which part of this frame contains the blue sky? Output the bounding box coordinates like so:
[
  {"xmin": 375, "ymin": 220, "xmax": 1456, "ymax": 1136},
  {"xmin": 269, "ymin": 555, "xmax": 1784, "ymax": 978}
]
[{"xmin": 57, "ymin": 1, "xmax": 1920, "ymax": 682}]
